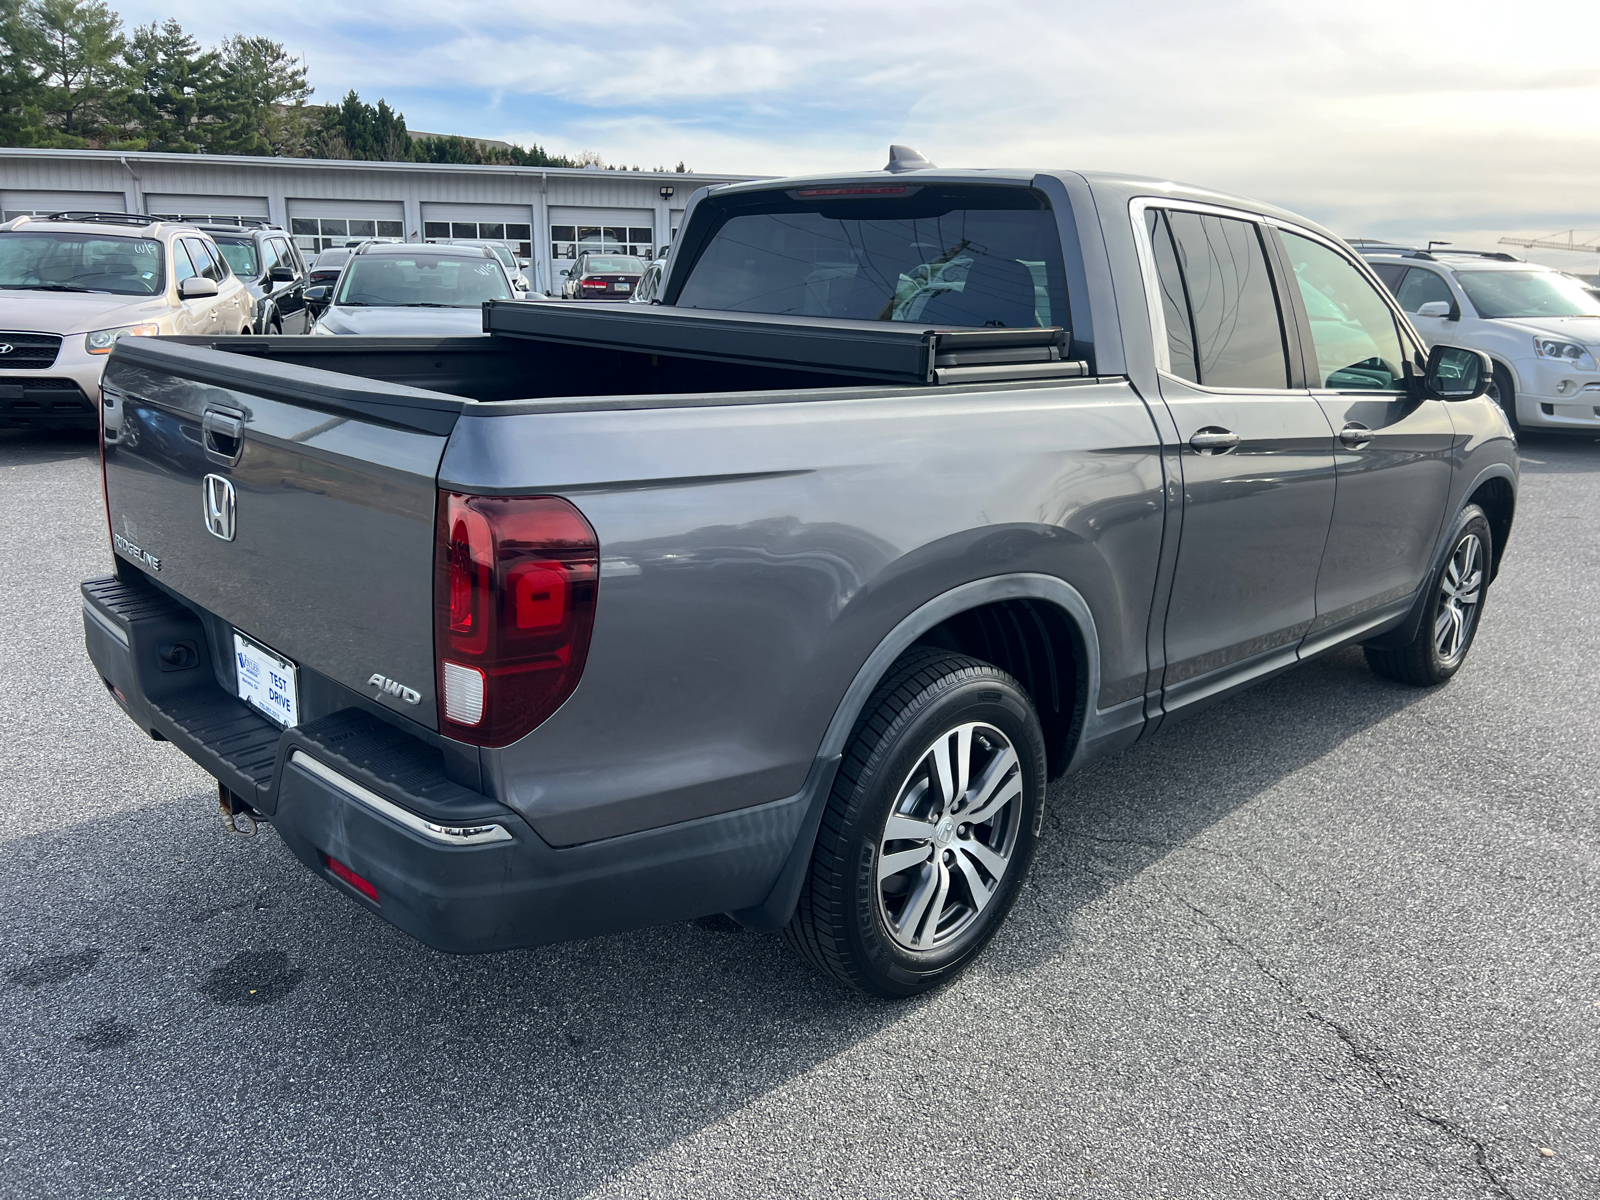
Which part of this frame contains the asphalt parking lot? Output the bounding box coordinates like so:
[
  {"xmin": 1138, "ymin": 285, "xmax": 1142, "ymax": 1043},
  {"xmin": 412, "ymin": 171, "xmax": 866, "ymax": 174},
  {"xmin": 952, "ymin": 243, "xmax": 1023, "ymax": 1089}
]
[{"xmin": 1, "ymin": 427, "xmax": 1595, "ymax": 1200}]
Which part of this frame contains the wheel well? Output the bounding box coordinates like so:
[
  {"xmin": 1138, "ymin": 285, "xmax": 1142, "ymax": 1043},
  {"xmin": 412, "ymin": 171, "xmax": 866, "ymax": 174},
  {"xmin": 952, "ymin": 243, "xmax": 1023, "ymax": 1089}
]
[
  {"xmin": 1468, "ymin": 476, "xmax": 1515, "ymax": 580},
  {"xmin": 913, "ymin": 599, "xmax": 1085, "ymax": 778}
]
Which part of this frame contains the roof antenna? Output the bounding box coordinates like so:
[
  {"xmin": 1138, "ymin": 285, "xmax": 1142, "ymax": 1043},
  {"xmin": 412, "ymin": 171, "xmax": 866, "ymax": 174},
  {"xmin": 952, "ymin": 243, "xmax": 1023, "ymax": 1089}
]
[{"xmin": 884, "ymin": 145, "xmax": 936, "ymax": 173}]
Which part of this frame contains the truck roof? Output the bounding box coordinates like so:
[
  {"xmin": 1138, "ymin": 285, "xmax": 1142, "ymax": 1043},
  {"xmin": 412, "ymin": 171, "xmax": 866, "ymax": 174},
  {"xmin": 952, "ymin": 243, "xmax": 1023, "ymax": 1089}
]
[{"xmin": 704, "ymin": 167, "xmax": 1340, "ymax": 244}]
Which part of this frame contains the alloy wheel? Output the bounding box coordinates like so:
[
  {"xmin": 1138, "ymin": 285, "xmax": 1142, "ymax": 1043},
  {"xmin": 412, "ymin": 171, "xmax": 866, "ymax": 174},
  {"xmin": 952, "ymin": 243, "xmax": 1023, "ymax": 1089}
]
[
  {"xmin": 1435, "ymin": 532, "xmax": 1484, "ymax": 664},
  {"xmin": 876, "ymin": 721, "xmax": 1024, "ymax": 951}
]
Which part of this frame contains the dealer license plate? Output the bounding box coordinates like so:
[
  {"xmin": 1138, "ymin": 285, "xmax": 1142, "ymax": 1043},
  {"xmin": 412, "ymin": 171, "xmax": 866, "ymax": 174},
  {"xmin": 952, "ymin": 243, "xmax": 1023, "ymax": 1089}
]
[{"xmin": 233, "ymin": 632, "xmax": 299, "ymax": 727}]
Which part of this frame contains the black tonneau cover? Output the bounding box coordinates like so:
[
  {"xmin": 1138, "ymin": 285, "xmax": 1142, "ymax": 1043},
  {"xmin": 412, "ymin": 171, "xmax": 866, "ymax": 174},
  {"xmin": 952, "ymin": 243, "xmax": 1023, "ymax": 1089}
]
[{"xmin": 484, "ymin": 301, "xmax": 1082, "ymax": 386}]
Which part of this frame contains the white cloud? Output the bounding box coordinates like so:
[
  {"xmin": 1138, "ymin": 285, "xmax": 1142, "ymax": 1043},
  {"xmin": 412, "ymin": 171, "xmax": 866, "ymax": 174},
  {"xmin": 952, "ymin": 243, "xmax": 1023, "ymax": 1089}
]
[{"xmin": 115, "ymin": 0, "xmax": 1600, "ymax": 238}]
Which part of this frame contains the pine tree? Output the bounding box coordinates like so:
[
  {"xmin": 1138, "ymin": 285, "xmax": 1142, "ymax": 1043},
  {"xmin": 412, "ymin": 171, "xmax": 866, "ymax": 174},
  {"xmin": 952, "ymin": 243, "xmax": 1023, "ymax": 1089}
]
[
  {"xmin": 25, "ymin": 0, "xmax": 124, "ymax": 145},
  {"xmin": 123, "ymin": 19, "xmax": 215, "ymax": 151}
]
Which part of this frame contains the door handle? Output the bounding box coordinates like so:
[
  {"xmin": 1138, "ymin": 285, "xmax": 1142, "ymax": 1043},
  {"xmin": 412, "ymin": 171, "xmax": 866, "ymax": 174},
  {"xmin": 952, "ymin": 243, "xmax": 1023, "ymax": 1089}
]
[
  {"xmin": 1189, "ymin": 428, "xmax": 1241, "ymax": 455},
  {"xmin": 203, "ymin": 407, "xmax": 245, "ymax": 463},
  {"xmin": 1339, "ymin": 424, "xmax": 1375, "ymax": 447}
]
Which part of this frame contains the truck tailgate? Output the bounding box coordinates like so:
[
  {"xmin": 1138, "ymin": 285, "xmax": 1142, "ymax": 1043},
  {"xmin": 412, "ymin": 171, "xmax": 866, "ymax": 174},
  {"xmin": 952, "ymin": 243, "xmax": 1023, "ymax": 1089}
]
[{"xmin": 101, "ymin": 339, "xmax": 465, "ymax": 730}]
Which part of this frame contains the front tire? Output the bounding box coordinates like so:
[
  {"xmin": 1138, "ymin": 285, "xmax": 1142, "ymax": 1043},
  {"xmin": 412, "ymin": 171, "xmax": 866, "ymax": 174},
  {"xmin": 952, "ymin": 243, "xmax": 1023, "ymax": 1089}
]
[
  {"xmin": 1365, "ymin": 505, "xmax": 1492, "ymax": 686},
  {"xmin": 784, "ymin": 649, "xmax": 1046, "ymax": 997}
]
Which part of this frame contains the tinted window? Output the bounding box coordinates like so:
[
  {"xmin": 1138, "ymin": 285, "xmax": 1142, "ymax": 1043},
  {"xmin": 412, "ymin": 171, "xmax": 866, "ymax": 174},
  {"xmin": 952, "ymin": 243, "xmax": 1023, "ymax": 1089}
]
[
  {"xmin": 184, "ymin": 238, "xmax": 221, "ymax": 282},
  {"xmin": 1369, "ymin": 262, "xmax": 1407, "ymax": 292},
  {"xmin": 676, "ymin": 185, "xmax": 1067, "ymax": 329},
  {"xmin": 1394, "ymin": 268, "xmax": 1453, "ymax": 313},
  {"xmin": 1146, "ymin": 209, "xmax": 1198, "ymax": 383},
  {"xmin": 1277, "ymin": 230, "xmax": 1405, "ymax": 390},
  {"xmin": 582, "ymin": 256, "xmax": 642, "ymax": 274},
  {"xmin": 1454, "ymin": 270, "xmax": 1600, "ymax": 319},
  {"xmin": 0, "ymin": 231, "xmax": 165, "ymax": 296},
  {"xmin": 1161, "ymin": 211, "xmax": 1289, "ymax": 389},
  {"xmin": 334, "ymin": 255, "xmax": 512, "ymax": 308},
  {"xmin": 213, "ymin": 237, "xmax": 260, "ymax": 278}
]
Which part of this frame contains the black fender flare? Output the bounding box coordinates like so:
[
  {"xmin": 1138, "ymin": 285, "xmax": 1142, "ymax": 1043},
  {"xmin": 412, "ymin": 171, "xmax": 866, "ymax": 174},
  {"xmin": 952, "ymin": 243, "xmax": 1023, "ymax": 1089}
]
[
  {"xmin": 1364, "ymin": 461, "xmax": 1516, "ymax": 651},
  {"xmin": 733, "ymin": 572, "xmax": 1118, "ymax": 931}
]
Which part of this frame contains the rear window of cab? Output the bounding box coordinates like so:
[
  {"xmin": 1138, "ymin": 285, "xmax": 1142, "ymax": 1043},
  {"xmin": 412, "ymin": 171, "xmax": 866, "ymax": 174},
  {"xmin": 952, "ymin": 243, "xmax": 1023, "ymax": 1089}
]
[{"xmin": 673, "ymin": 184, "xmax": 1068, "ymax": 329}]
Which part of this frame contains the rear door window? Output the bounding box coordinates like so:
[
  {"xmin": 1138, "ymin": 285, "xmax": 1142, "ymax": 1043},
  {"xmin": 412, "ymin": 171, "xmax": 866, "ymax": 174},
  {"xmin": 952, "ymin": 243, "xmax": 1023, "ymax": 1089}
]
[
  {"xmin": 1154, "ymin": 210, "xmax": 1291, "ymax": 389},
  {"xmin": 1394, "ymin": 268, "xmax": 1454, "ymax": 313},
  {"xmin": 674, "ymin": 184, "xmax": 1067, "ymax": 329},
  {"xmin": 1146, "ymin": 209, "xmax": 1199, "ymax": 383}
]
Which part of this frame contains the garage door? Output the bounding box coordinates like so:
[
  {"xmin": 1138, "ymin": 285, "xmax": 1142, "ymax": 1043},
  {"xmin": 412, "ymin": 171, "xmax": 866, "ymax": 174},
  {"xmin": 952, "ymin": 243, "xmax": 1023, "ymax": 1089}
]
[
  {"xmin": 548, "ymin": 207, "xmax": 656, "ymax": 261},
  {"xmin": 144, "ymin": 193, "xmax": 269, "ymax": 225},
  {"xmin": 420, "ymin": 203, "xmax": 535, "ymax": 259},
  {"xmin": 286, "ymin": 199, "xmax": 405, "ymax": 254},
  {"xmin": 2, "ymin": 190, "xmax": 126, "ymax": 221}
]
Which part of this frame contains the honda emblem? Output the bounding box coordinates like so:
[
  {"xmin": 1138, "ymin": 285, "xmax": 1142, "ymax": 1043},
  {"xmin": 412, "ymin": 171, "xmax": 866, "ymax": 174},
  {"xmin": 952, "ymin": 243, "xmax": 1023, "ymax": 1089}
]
[{"xmin": 202, "ymin": 474, "xmax": 236, "ymax": 541}]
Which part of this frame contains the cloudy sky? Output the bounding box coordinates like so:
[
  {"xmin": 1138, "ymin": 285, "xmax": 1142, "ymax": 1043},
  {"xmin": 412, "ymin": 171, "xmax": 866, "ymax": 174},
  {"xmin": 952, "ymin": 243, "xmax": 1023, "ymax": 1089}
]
[{"xmin": 122, "ymin": 0, "xmax": 1600, "ymax": 268}]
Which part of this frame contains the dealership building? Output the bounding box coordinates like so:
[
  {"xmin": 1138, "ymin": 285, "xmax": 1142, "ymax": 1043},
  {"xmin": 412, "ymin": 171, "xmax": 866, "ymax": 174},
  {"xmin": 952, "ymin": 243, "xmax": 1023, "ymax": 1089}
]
[{"xmin": 0, "ymin": 147, "xmax": 758, "ymax": 294}]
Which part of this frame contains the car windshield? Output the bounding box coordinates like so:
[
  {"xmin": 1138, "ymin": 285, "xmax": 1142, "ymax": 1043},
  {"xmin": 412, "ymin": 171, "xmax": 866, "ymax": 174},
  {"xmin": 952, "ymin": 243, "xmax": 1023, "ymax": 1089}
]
[
  {"xmin": 212, "ymin": 238, "xmax": 260, "ymax": 278},
  {"xmin": 489, "ymin": 246, "xmax": 517, "ymax": 270},
  {"xmin": 584, "ymin": 256, "xmax": 643, "ymax": 275},
  {"xmin": 674, "ymin": 184, "xmax": 1067, "ymax": 327},
  {"xmin": 334, "ymin": 255, "xmax": 512, "ymax": 307},
  {"xmin": 1455, "ymin": 270, "xmax": 1600, "ymax": 319},
  {"xmin": 0, "ymin": 231, "xmax": 165, "ymax": 295}
]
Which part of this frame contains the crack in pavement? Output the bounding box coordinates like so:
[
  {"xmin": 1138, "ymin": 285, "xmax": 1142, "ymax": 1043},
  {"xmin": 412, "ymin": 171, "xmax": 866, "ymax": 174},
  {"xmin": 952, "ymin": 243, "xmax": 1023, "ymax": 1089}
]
[{"xmin": 1163, "ymin": 884, "xmax": 1519, "ymax": 1200}]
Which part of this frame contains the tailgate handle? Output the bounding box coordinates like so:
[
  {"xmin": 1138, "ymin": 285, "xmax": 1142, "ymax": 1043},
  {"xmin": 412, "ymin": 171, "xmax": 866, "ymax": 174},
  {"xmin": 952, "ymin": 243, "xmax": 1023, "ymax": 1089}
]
[{"xmin": 203, "ymin": 408, "xmax": 245, "ymax": 463}]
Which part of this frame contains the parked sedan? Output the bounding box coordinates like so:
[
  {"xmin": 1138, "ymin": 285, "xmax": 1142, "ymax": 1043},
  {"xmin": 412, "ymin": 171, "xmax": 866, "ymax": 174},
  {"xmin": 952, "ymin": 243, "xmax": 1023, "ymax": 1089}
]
[
  {"xmin": 560, "ymin": 252, "xmax": 644, "ymax": 299},
  {"xmin": 307, "ymin": 242, "xmax": 513, "ymax": 336}
]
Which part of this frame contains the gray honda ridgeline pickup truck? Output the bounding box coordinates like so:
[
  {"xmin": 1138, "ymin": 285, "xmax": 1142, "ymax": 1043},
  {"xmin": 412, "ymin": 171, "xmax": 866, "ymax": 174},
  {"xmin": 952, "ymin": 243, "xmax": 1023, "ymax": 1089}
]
[{"xmin": 84, "ymin": 155, "xmax": 1516, "ymax": 996}]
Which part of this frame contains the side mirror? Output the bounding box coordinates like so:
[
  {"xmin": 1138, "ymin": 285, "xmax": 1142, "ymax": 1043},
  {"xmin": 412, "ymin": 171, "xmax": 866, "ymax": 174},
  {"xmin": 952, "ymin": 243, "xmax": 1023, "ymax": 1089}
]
[
  {"xmin": 1415, "ymin": 300, "xmax": 1457, "ymax": 321},
  {"xmin": 269, "ymin": 265, "xmax": 295, "ymax": 283},
  {"xmin": 1425, "ymin": 345, "xmax": 1492, "ymax": 401},
  {"xmin": 304, "ymin": 285, "xmax": 331, "ymax": 302},
  {"xmin": 559, "ymin": 268, "xmax": 571, "ymax": 277},
  {"xmin": 178, "ymin": 276, "xmax": 218, "ymax": 300}
]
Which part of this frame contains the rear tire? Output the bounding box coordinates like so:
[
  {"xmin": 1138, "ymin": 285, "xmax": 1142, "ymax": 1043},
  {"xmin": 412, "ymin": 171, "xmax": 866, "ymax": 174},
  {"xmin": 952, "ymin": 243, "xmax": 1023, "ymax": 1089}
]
[
  {"xmin": 783, "ymin": 648, "xmax": 1046, "ymax": 997},
  {"xmin": 1365, "ymin": 504, "xmax": 1492, "ymax": 687},
  {"xmin": 1486, "ymin": 365, "xmax": 1521, "ymax": 434}
]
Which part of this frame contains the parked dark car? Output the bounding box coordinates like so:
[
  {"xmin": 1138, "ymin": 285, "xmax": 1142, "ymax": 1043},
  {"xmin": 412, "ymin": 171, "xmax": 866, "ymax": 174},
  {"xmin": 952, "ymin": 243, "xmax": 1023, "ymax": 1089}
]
[
  {"xmin": 86, "ymin": 153, "xmax": 1516, "ymax": 998},
  {"xmin": 197, "ymin": 223, "xmax": 311, "ymax": 334},
  {"xmin": 304, "ymin": 247, "xmax": 354, "ymax": 319},
  {"xmin": 559, "ymin": 252, "xmax": 644, "ymax": 299}
]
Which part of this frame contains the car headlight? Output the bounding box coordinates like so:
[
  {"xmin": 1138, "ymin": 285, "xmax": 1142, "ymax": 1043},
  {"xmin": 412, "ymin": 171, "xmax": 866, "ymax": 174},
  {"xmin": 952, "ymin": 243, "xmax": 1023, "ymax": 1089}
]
[
  {"xmin": 1532, "ymin": 336, "xmax": 1597, "ymax": 371},
  {"xmin": 85, "ymin": 324, "xmax": 160, "ymax": 354}
]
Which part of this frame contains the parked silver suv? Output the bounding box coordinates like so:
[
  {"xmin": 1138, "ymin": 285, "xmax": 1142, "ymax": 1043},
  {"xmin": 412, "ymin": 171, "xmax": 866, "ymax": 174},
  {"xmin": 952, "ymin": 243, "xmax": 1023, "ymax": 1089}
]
[
  {"xmin": 0, "ymin": 212, "xmax": 251, "ymax": 431},
  {"xmin": 1359, "ymin": 245, "xmax": 1600, "ymax": 434}
]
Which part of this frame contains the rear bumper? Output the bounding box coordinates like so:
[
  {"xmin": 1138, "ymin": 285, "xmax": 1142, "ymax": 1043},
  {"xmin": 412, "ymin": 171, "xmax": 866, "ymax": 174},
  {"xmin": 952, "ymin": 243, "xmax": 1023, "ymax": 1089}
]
[{"xmin": 81, "ymin": 570, "xmax": 818, "ymax": 952}]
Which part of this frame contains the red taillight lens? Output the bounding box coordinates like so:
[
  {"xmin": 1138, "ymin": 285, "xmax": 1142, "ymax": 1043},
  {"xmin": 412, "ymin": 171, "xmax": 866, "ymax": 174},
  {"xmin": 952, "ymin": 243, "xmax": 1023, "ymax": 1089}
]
[
  {"xmin": 434, "ymin": 492, "xmax": 599, "ymax": 747},
  {"xmin": 326, "ymin": 855, "xmax": 379, "ymax": 902},
  {"xmin": 581, "ymin": 278, "xmax": 608, "ymax": 287}
]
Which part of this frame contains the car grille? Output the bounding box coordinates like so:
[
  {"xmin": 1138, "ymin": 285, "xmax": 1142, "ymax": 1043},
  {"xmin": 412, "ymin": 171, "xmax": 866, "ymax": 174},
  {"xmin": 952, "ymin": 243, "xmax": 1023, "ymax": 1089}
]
[{"xmin": 0, "ymin": 331, "xmax": 64, "ymax": 370}]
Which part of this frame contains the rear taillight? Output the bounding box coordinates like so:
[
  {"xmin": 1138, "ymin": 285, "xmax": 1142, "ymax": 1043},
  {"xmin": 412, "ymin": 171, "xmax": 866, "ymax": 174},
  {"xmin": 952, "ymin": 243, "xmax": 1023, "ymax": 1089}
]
[
  {"xmin": 581, "ymin": 278, "xmax": 608, "ymax": 288},
  {"xmin": 434, "ymin": 492, "xmax": 599, "ymax": 747}
]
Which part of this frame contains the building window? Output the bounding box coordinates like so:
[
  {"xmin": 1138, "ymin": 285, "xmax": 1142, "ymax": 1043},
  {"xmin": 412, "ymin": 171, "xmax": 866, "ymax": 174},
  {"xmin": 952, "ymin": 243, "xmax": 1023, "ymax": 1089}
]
[
  {"xmin": 424, "ymin": 220, "xmax": 532, "ymax": 260},
  {"xmin": 549, "ymin": 224, "xmax": 657, "ymax": 261},
  {"xmin": 290, "ymin": 216, "xmax": 404, "ymax": 253}
]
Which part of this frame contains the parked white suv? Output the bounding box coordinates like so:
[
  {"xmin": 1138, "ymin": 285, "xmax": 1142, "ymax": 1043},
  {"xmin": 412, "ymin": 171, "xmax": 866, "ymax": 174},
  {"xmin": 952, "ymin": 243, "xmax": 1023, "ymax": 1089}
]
[
  {"xmin": 1359, "ymin": 246, "xmax": 1600, "ymax": 434},
  {"xmin": 0, "ymin": 212, "xmax": 252, "ymax": 433}
]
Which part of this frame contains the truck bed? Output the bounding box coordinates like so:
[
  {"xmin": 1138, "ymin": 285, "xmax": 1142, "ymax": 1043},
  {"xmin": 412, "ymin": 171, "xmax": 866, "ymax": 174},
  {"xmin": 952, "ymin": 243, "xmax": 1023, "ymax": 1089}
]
[{"xmin": 125, "ymin": 302, "xmax": 1085, "ymax": 423}]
